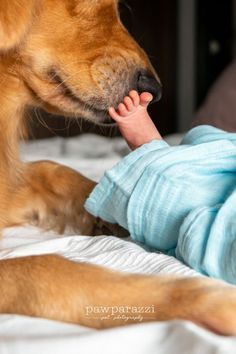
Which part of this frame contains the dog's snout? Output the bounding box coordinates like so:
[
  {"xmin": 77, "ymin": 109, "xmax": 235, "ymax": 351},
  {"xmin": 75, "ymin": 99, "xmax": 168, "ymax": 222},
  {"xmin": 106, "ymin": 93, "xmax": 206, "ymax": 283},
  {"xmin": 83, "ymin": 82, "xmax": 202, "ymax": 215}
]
[{"xmin": 137, "ymin": 70, "xmax": 162, "ymax": 102}]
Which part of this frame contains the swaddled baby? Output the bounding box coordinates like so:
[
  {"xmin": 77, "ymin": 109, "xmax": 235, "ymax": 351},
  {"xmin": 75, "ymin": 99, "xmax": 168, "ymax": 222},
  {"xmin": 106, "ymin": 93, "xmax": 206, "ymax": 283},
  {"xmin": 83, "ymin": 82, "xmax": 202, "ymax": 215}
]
[{"xmin": 85, "ymin": 90, "xmax": 236, "ymax": 285}]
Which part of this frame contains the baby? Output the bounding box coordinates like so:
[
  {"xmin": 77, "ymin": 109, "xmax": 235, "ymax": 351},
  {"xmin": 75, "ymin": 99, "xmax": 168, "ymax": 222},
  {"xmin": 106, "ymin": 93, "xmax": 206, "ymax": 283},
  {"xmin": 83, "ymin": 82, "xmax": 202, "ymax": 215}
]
[{"xmin": 85, "ymin": 91, "xmax": 236, "ymax": 285}]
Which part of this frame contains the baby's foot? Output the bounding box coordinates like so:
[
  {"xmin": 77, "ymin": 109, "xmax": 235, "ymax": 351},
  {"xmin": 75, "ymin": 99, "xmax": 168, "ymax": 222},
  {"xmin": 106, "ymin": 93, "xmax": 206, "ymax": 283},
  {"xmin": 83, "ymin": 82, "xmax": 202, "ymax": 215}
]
[{"xmin": 109, "ymin": 90, "xmax": 162, "ymax": 150}]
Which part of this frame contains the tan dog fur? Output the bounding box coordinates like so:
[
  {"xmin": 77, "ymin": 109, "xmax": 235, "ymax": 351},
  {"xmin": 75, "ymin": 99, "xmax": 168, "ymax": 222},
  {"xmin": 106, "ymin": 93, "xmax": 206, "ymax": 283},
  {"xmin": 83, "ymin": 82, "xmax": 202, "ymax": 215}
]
[{"xmin": 0, "ymin": 0, "xmax": 236, "ymax": 335}]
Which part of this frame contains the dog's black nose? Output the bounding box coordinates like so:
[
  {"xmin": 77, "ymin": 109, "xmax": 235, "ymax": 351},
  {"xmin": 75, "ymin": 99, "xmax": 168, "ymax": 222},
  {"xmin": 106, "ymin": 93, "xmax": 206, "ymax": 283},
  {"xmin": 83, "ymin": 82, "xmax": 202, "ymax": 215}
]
[{"xmin": 137, "ymin": 70, "xmax": 162, "ymax": 102}]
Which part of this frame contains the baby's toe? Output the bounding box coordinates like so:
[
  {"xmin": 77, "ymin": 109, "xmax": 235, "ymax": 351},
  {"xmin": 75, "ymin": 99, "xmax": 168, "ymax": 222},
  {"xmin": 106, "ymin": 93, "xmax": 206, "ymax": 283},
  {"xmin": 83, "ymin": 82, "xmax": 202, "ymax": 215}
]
[
  {"xmin": 118, "ymin": 103, "xmax": 129, "ymax": 116},
  {"xmin": 124, "ymin": 96, "xmax": 135, "ymax": 111},
  {"xmin": 108, "ymin": 107, "xmax": 121, "ymax": 122},
  {"xmin": 140, "ymin": 92, "xmax": 153, "ymax": 108},
  {"xmin": 129, "ymin": 90, "xmax": 140, "ymax": 107}
]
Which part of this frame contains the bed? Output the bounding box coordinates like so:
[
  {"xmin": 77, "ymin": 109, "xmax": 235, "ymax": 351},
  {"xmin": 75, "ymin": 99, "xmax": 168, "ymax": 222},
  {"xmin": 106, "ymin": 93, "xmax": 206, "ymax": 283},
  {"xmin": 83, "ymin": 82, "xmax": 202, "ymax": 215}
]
[{"xmin": 0, "ymin": 133, "xmax": 235, "ymax": 354}]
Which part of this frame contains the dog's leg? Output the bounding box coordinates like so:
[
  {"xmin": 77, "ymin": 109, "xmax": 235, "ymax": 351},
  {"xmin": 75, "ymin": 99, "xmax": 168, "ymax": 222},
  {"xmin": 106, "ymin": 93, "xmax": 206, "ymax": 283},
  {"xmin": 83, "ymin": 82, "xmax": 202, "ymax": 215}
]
[
  {"xmin": 0, "ymin": 81, "xmax": 126, "ymax": 236},
  {"xmin": 0, "ymin": 254, "xmax": 236, "ymax": 335},
  {"xmin": 6, "ymin": 160, "xmax": 126, "ymax": 235}
]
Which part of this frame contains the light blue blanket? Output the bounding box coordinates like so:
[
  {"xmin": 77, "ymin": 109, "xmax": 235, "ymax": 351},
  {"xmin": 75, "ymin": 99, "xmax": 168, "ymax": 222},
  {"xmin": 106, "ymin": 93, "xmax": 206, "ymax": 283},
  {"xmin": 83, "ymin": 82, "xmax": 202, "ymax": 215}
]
[{"xmin": 85, "ymin": 125, "xmax": 236, "ymax": 284}]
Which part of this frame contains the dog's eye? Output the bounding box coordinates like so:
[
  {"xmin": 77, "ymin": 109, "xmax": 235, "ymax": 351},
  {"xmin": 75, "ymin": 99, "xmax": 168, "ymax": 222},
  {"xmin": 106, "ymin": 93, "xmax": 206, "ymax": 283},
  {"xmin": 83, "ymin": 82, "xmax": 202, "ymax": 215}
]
[{"xmin": 118, "ymin": 1, "xmax": 134, "ymax": 34}]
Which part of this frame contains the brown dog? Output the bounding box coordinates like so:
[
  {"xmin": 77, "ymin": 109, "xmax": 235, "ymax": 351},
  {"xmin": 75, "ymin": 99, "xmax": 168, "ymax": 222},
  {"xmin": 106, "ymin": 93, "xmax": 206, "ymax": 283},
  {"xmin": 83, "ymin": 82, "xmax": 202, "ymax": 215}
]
[{"xmin": 0, "ymin": 0, "xmax": 236, "ymax": 335}]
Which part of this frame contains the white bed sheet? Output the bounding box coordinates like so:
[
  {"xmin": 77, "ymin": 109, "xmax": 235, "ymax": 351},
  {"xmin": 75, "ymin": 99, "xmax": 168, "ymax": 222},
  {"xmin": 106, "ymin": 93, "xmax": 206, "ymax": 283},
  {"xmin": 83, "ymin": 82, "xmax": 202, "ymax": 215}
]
[{"xmin": 0, "ymin": 133, "xmax": 235, "ymax": 354}]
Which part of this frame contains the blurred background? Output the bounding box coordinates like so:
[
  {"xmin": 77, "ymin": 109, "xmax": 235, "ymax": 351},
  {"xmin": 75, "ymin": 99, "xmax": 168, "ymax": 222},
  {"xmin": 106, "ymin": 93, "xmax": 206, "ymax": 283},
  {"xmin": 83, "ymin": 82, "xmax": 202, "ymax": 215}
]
[{"xmin": 28, "ymin": 0, "xmax": 236, "ymax": 139}]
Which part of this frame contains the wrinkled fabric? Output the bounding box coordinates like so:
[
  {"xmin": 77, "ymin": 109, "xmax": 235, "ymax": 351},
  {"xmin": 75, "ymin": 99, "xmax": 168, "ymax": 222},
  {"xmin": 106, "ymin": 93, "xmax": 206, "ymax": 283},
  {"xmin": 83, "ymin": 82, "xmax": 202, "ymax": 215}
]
[{"xmin": 85, "ymin": 125, "xmax": 236, "ymax": 284}]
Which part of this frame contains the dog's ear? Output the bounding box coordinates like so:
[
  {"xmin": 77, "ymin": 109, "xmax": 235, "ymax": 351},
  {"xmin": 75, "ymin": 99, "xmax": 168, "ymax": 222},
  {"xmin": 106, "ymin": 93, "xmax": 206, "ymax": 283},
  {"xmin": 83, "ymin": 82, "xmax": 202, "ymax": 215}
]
[{"xmin": 0, "ymin": 0, "xmax": 37, "ymax": 52}]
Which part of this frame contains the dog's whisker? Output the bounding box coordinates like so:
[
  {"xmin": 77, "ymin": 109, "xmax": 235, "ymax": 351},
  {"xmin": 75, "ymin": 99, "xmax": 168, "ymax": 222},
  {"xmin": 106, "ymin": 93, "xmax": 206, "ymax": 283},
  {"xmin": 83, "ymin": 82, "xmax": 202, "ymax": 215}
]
[
  {"xmin": 34, "ymin": 107, "xmax": 56, "ymax": 136},
  {"xmin": 40, "ymin": 69, "xmax": 92, "ymax": 100}
]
